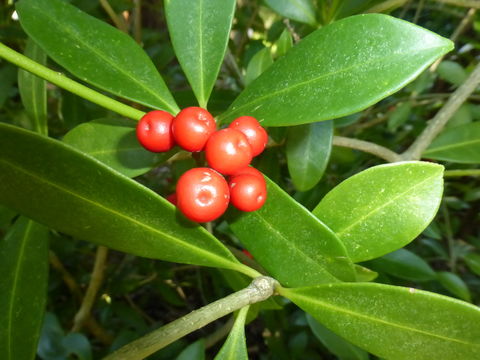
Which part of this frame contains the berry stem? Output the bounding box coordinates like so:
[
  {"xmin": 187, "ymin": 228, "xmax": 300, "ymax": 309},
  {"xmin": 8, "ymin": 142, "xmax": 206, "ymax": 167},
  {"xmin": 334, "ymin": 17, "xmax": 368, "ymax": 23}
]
[
  {"xmin": 103, "ymin": 276, "xmax": 278, "ymax": 360},
  {"xmin": 0, "ymin": 42, "xmax": 145, "ymax": 120}
]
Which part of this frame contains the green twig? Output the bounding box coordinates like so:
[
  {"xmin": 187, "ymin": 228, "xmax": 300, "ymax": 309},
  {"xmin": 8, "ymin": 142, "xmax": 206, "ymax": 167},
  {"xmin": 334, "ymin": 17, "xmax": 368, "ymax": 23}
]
[
  {"xmin": 401, "ymin": 61, "xmax": 480, "ymax": 161},
  {"xmin": 0, "ymin": 42, "xmax": 145, "ymax": 120},
  {"xmin": 444, "ymin": 169, "xmax": 480, "ymax": 177},
  {"xmin": 99, "ymin": 0, "xmax": 128, "ymax": 33},
  {"xmin": 72, "ymin": 246, "xmax": 109, "ymax": 332},
  {"xmin": 333, "ymin": 136, "xmax": 402, "ymax": 163},
  {"xmin": 365, "ymin": 0, "xmax": 409, "ymax": 13},
  {"xmin": 433, "ymin": 0, "xmax": 480, "ymax": 8},
  {"xmin": 103, "ymin": 276, "xmax": 278, "ymax": 360},
  {"xmin": 430, "ymin": 8, "xmax": 477, "ymax": 72}
]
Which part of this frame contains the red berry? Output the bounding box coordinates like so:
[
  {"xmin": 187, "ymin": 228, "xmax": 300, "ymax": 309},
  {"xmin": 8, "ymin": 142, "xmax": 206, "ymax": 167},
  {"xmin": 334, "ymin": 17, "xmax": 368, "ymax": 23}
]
[
  {"xmin": 229, "ymin": 174, "xmax": 267, "ymax": 212},
  {"xmin": 228, "ymin": 116, "xmax": 268, "ymax": 157},
  {"xmin": 136, "ymin": 110, "xmax": 175, "ymax": 152},
  {"xmin": 230, "ymin": 166, "xmax": 264, "ymax": 180},
  {"xmin": 176, "ymin": 168, "xmax": 229, "ymax": 223},
  {"xmin": 205, "ymin": 128, "xmax": 253, "ymax": 175},
  {"xmin": 172, "ymin": 107, "xmax": 216, "ymax": 152}
]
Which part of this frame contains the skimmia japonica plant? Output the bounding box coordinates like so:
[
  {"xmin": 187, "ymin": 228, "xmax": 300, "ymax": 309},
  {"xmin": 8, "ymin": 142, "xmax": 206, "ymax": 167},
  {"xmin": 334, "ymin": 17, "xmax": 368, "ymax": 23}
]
[{"xmin": 1, "ymin": 0, "xmax": 480, "ymax": 359}]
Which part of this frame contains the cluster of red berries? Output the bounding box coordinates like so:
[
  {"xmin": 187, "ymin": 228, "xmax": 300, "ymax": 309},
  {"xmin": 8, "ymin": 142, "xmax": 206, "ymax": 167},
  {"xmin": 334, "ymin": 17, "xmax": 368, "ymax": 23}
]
[{"xmin": 136, "ymin": 107, "xmax": 268, "ymax": 223}]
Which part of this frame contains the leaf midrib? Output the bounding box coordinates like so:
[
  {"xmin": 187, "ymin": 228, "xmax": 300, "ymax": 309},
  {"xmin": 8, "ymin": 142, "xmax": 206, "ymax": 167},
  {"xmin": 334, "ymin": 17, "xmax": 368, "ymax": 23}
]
[
  {"xmin": 289, "ymin": 291, "xmax": 480, "ymax": 347},
  {"xmin": 223, "ymin": 44, "xmax": 446, "ymax": 121},
  {"xmin": 27, "ymin": 2, "xmax": 175, "ymax": 113},
  {"xmin": 249, "ymin": 210, "xmax": 339, "ymax": 283},
  {"xmin": 334, "ymin": 171, "xmax": 441, "ymax": 237},
  {"xmin": 6, "ymin": 219, "xmax": 32, "ymax": 360},
  {"xmin": 425, "ymin": 138, "xmax": 480, "ymax": 154},
  {"xmin": 0, "ymin": 158, "xmax": 238, "ymax": 269}
]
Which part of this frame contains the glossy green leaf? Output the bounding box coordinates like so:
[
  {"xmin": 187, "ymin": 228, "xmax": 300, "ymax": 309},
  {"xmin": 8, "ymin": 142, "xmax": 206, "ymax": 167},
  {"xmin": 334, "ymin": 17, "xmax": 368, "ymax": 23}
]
[
  {"xmin": 63, "ymin": 118, "xmax": 174, "ymax": 178},
  {"xmin": 281, "ymin": 283, "xmax": 480, "ymax": 360},
  {"xmin": 245, "ymin": 48, "xmax": 273, "ymax": 86},
  {"xmin": 17, "ymin": 0, "xmax": 178, "ymax": 114},
  {"xmin": 176, "ymin": 339, "xmax": 205, "ymax": 360},
  {"xmin": 367, "ymin": 248, "xmax": 436, "ymax": 281},
  {"xmin": 0, "ymin": 123, "xmax": 250, "ymax": 274},
  {"xmin": 446, "ymin": 104, "xmax": 472, "ymax": 129},
  {"xmin": 464, "ymin": 253, "xmax": 480, "ymax": 276},
  {"xmin": 228, "ymin": 177, "xmax": 355, "ymax": 287},
  {"xmin": 387, "ymin": 102, "xmax": 411, "ymax": 132},
  {"xmin": 287, "ymin": 121, "xmax": 333, "ymax": 191},
  {"xmin": 273, "ymin": 29, "xmax": 293, "ymax": 58},
  {"xmin": 437, "ymin": 271, "xmax": 471, "ymax": 302},
  {"xmin": 354, "ymin": 265, "xmax": 378, "ymax": 282},
  {"xmin": 18, "ymin": 38, "xmax": 47, "ymax": 135},
  {"xmin": 0, "ymin": 216, "xmax": 49, "ymax": 360},
  {"xmin": 214, "ymin": 306, "xmax": 249, "ymax": 360},
  {"xmin": 165, "ymin": 0, "xmax": 235, "ymax": 108},
  {"xmin": 423, "ymin": 122, "xmax": 480, "ymax": 163},
  {"xmin": 219, "ymin": 14, "xmax": 452, "ymax": 127},
  {"xmin": 265, "ymin": 0, "xmax": 317, "ymax": 26},
  {"xmin": 437, "ymin": 60, "xmax": 467, "ymax": 87},
  {"xmin": 313, "ymin": 162, "xmax": 444, "ymax": 262},
  {"xmin": 306, "ymin": 314, "xmax": 368, "ymax": 360}
]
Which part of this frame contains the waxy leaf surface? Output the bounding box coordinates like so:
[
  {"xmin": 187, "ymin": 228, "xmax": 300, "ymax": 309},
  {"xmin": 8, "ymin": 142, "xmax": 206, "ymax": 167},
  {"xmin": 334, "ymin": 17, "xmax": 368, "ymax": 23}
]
[
  {"xmin": 18, "ymin": 38, "xmax": 47, "ymax": 135},
  {"xmin": 287, "ymin": 121, "xmax": 333, "ymax": 191},
  {"xmin": 214, "ymin": 306, "xmax": 249, "ymax": 360},
  {"xmin": 219, "ymin": 14, "xmax": 452, "ymax": 126},
  {"xmin": 0, "ymin": 123, "xmax": 247, "ymax": 274},
  {"xmin": 228, "ymin": 177, "xmax": 355, "ymax": 287},
  {"xmin": 17, "ymin": 0, "xmax": 178, "ymax": 114},
  {"xmin": 423, "ymin": 122, "xmax": 480, "ymax": 163},
  {"xmin": 367, "ymin": 248, "xmax": 436, "ymax": 282},
  {"xmin": 0, "ymin": 216, "xmax": 49, "ymax": 360},
  {"xmin": 265, "ymin": 0, "xmax": 317, "ymax": 26},
  {"xmin": 165, "ymin": 0, "xmax": 235, "ymax": 108},
  {"xmin": 437, "ymin": 271, "xmax": 471, "ymax": 302},
  {"xmin": 63, "ymin": 118, "xmax": 174, "ymax": 178},
  {"xmin": 313, "ymin": 162, "xmax": 444, "ymax": 262},
  {"xmin": 281, "ymin": 283, "xmax": 480, "ymax": 360}
]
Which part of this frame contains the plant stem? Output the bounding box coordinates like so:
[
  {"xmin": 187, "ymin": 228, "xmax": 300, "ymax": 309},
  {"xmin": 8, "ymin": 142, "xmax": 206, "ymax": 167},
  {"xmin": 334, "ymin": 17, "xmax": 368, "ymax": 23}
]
[
  {"xmin": 99, "ymin": 0, "xmax": 128, "ymax": 33},
  {"xmin": 0, "ymin": 42, "xmax": 145, "ymax": 120},
  {"xmin": 444, "ymin": 169, "xmax": 480, "ymax": 177},
  {"xmin": 72, "ymin": 246, "xmax": 109, "ymax": 332},
  {"xmin": 401, "ymin": 61, "xmax": 480, "ymax": 161},
  {"xmin": 103, "ymin": 276, "xmax": 278, "ymax": 360},
  {"xmin": 332, "ymin": 136, "xmax": 402, "ymax": 163},
  {"xmin": 283, "ymin": 19, "xmax": 301, "ymax": 44},
  {"xmin": 49, "ymin": 250, "xmax": 113, "ymax": 344},
  {"xmin": 433, "ymin": 0, "xmax": 480, "ymax": 8},
  {"xmin": 365, "ymin": 0, "xmax": 409, "ymax": 13},
  {"xmin": 133, "ymin": 0, "xmax": 143, "ymax": 44},
  {"xmin": 430, "ymin": 8, "xmax": 477, "ymax": 72}
]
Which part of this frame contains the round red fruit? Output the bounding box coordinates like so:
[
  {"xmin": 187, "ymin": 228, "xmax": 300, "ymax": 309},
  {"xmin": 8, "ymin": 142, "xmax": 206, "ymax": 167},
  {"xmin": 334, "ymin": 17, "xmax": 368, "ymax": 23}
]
[
  {"xmin": 136, "ymin": 110, "xmax": 175, "ymax": 152},
  {"xmin": 229, "ymin": 174, "xmax": 267, "ymax": 212},
  {"xmin": 205, "ymin": 128, "xmax": 253, "ymax": 175},
  {"xmin": 230, "ymin": 166, "xmax": 264, "ymax": 180},
  {"xmin": 176, "ymin": 168, "xmax": 229, "ymax": 223},
  {"xmin": 172, "ymin": 107, "xmax": 216, "ymax": 152},
  {"xmin": 228, "ymin": 116, "xmax": 268, "ymax": 156}
]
